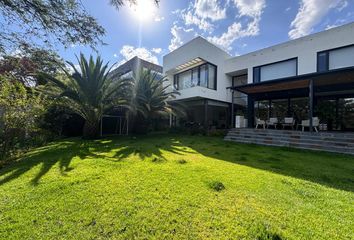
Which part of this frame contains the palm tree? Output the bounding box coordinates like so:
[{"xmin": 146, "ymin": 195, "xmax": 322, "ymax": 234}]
[
  {"xmin": 129, "ymin": 70, "xmax": 184, "ymax": 133},
  {"xmin": 41, "ymin": 54, "xmax": 131, "ymax": 139}
]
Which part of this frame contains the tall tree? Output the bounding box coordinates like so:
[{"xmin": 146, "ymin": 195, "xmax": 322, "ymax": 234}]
[
  {"xmin": 129, "ymin": 70, "xmax": 184, "ymax": 133},
  {"xmin": 40, "ymin": 54, "xmax": 131, "ymax": 139}
]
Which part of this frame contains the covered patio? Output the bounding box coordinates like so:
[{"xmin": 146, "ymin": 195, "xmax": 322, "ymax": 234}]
[{"xmin": 230, "ymin": 67, "xmax": 354, "ymax": 132}]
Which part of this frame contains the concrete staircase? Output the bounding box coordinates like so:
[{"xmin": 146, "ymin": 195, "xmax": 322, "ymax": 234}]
[{"xmin": 224, "ymin": 128, "xmax": 354, "ymax": 155}]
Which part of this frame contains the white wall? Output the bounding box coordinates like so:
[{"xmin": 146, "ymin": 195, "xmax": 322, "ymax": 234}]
[
  {"xmin": 163, "ymin": 37, "xmax": 234, "ymax": 103},
  {"xmin": 163, "ymin": 23, "xmax": 354, "ymax": 106},
  {"xmin": 224, "ymin": 22, "xmax": 354, "ymax": 84}
]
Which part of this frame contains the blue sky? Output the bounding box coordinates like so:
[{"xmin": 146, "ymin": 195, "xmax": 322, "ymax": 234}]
[{"xmin": 58, "ymin": 0, "xmax": 354, "ymax": 66}]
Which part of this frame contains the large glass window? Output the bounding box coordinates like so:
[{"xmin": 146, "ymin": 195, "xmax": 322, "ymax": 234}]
[
  {"xmin": 253, "ymin": 58, "xmax": 297, "ymax": 83},
  {"xmin": 174, "ymin": 63, "xmax": 217, "ymax": 90},
  {"xmin": 329, "ymin": 45, "xmax": 354, "ymax": 70},
  {"xmin": 317, "ymin": 45, "xmax": 354, "ymax": 72}
]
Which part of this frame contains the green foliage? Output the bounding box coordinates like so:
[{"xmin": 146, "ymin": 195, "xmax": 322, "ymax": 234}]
[
  {"xmin": 176, "ymin": 159, "xmax": 187, "ymax": 164},
  {"xmin": 0, "ymin": 47, "xmax": 64, "ymax": 86},
  {"xmin": 0, "ymin": 135, "xmax": 353, "ymax": 239},
  {"xmin": 208, "ymin": 180, "xmax": 225, "ymax": 191},
  {"xmin": 0, "ymin": 0, "xmax": 105, "ymax": 54},
  {"xmin": 0, "ymin": 75, "xmax": 46, "ymax": 160},
  {"xmin": 254, "ymin": 224, "xmax": 283, "ymax": 240},
  {"xmin": 40, "ymin": 54, "xmax": 131, "ymax": 139},
  {"xmin": 129, "ymin": 70, "xmax": 184, "ymax": 134}
]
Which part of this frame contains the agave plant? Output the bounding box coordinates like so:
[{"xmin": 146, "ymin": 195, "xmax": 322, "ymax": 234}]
[
  {"xmin": 40, "ymin": 54, "xmax": 131, "ymax": 139},
  {"xmin": 129, "ymin": 70, "xmax": 184, "ymax": 133}
]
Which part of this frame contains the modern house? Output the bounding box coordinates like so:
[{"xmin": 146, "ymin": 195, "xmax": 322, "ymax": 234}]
[
  {"xmin": 163, "ymin": 22, "xmax": 354, "ymax": 133},
  {"xmin": 111, "ymin": 56, "xmax": 163, "ymax": 80}
]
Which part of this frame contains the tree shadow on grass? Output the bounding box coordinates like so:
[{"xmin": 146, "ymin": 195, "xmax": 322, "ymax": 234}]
[
  {"xmin": 0, "ymin": 135, "xmax": 192, "ymax": 186},
  {"xmin": 112, "ymin": 135, "xmax": 193, "ymax": 161},
  {"xmin": 0, "ymin": 139, "xmax": 109, "ymax": 186},
  {"xmin": 176, "ymin": 136, "xmax": 354, "ymax": 192}
]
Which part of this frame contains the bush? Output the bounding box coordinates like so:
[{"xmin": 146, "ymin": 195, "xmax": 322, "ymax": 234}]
[
  {"xmin": 208, "ymin": 181, "xmax": 225, "ymax": 191},
  {"xmin": 177, "ymin": 159, "xmax": 187, "ymax": 164},
  {"xmin": 0, "ymin": 75, "xmax": 46, "ymax": 161}
]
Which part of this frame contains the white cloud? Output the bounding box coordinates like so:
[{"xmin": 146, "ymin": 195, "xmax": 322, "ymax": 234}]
[
  {"xmin": 207, "ymin": 0, "xmax": 265, "ymax": 51},
  {"xmin": 208, "ymin": 20, "xmax": 260, "ymax": 51},
  {"xmin": 233, "ymin": 0, "xmax": 266, "ymax": 18},
  {"xmin": 337, "ymin": 0, "xmax": 348, "ymax": 11},
  {"xmin": 154, "ymin": 16, "xmax": 165, "ymax": 22},
  {"xmin": 325, "ymin": 24, "xmax": 339, "ymax": 30},
  {"xmin": 118, "ymin": 45, "xmax": 159, "ymax": 65},
  {"xmin": 152, "ymin": 48, "xmax": 162, "ymax": 54},
  {"xmin": 194, "ymin": 0, "xmax": 226, "ymax": 21},
  {"xmin": 182, "ymin": 10, "xmax": 214, "ymax": 32},
  {"xmin": 289, "ymin": 0, "xmax": 346, "ymax": 39},
  {"xmin": 113, "ymin": 53, "xmax": 118, "ymax": 58},
  {"xmin": 168, "ymin": 24, "xmax": 197, "ymax": 52},
  {"xmin": 285, "ymin": 7, "xmax": 291, "ymax": 12}
]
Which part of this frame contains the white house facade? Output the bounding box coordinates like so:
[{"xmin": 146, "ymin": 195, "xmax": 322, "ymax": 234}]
[{"xmin": 163, "ymin": 22, "xmax": 354, "ymax": 132}]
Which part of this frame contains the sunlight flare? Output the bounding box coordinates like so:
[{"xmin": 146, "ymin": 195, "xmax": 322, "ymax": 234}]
[{"xmin": 131, "ymin": 0, "xmax": 157, "ymax": 22}]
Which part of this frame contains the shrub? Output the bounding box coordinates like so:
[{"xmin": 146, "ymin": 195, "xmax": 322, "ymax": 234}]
[
  {"xmin": 254, "ymin": 224, "xmax": 283, "ymax": 240},
  {"xmin": 177, "ymin": 159, "xmax": 187, "ymax": 164},
  {"xmin": 0, "ymin": 75, "xmax": 46, "ymax": 161},
  {"xmin": 209, "ymin": 181, "xmax": 225, "ymax": 191}
]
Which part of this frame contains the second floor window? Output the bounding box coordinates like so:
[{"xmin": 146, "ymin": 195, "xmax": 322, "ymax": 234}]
[
  {"xmin": 253, "ymin": 58, "xmax": 298, "ymax": 83},
  {"xmin": 317, "ymin": 45, "xmax": 354, "ymax": 72},
  {"xmin": 174, "ymin": 63, "xmax": 217, "ymax": 90}
]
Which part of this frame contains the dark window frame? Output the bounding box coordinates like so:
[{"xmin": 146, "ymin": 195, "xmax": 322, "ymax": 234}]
[
  {"xmin": 253, "ymin": 57, "xmax": 298, "ymax": 83},
  {"xmin": 173, "ymin": 62, "xmax": 217, "ymax": 91},
  {"xmin": 317, "ymin": 43, "xmax": 354, "ymax": 73}
]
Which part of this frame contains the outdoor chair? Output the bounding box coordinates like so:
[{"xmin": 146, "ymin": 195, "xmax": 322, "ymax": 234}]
[
  {"xmin": 266, "ymin": 117, "xmax": 278, "ymax": 129},
  {"xmin": 300, "ymin": 117, "xmax": 320, "ymax": 132},
  {"xmin": 255, "ymin": 118, "xmax": 266, "ymax": 129},
  {"xmin": 282, "ymin": 117, "xmax": 295, "ymax": 130}
]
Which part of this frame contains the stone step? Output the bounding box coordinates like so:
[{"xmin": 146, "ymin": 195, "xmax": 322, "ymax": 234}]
[
  {"xmin": 224, "ymin": 128, "xmax": 354, "ymax": 155},
  {"xmin": 228, "ymin": 128, "xmax": 354, "ymax": 138},
  {"xmin": 227, "ymin": 130, "xmax": 354, "ymax": 142},
  {"xmin": 224, "ymin": 135, "xmax": 354, "ymax": 148},
  {"xmin": 224, "ymin": 136, "xmax": 354, "ymax": 155},
  {"xmin": 225, "ymin": 132, "xmax": 354, "ymax": 146}
]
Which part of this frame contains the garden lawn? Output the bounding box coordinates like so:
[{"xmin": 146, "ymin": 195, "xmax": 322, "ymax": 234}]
[{"xmin": 0, "ymin": 134, "xmax": 353, "ymax": 239}]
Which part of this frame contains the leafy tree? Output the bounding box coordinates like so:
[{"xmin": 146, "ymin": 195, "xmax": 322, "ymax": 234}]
[
  {"xmin": 129, "ymin": 70, "xmax": 184, "ymax": 133},
  {"xmin": 110, "ymin": 0, "xmax": 159, "ymax": 9},
  {"xmin": 0, "ymin": 0, "xmax": 159, "ymax": 54},
  {"xmin": 40, "ymin": 54, "xmax": 131, "ymax": 139},
  {"xmin": 0, "ymin": 74, "xmax": 46, "ymax": 160},
  {"xmin": 0, "ymin": 47, "xmax": 64, "ymax": 86}
]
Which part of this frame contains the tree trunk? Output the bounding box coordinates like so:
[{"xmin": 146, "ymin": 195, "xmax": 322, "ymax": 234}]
[{"xmin": 82, "ymin": 120, "xmax": 99, "ymax": 139}]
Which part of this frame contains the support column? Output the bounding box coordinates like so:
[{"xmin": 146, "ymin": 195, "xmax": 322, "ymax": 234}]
[
  {"xmin": 268, "ymin": 99, "xmax": 272, "ymax": 119},
  {"xmin": 335, "ymin": 98, "xmax": 339, "ymax": 130},
  {"xmin": 204, "ymin": 99, "xmax": 208, "ymax": 130},
  {"xmin": 247, "ymin": 96, "xmax": 255, "ymax": 128},
  {"xmin": 309, "ymin": 79, "xmax": 314, "ymax": 132},
  {"xmin": 287, "ymin": 98, "xmax": 291, "ymax": 116},
  {"xmin": 231, "ymin": 90, "xmax": 235, "ymax": 128}
]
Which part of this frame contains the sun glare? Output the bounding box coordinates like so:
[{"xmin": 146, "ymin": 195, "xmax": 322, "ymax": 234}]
[{"xmin": 131, "ymin": 0, "xmax": 157, "ymax": 22}]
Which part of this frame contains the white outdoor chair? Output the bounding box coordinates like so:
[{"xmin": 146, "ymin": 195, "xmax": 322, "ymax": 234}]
[
  {"xmin": 255, "ymin": 118, "xmax": 266, "ymax": 129},
  {"xmin": 266, "ymin": 117, "xmax": 278, "ymax": 129},
  {"xmin": 300, "ymin": 117, "xmax": 320, "ymax": 132},
  {"xmin": 282, "ymin": 117, "xmax": 295, "ymax": 130}
]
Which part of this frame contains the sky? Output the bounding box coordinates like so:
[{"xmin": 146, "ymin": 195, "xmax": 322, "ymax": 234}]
[{"xmin": 58, "ymin": 0, "xmax": 354, "ymax": 67}]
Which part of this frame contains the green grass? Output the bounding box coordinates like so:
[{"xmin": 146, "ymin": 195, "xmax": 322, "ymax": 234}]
[{"xmin": 0, "ymin": 134, "xmax": 353, "ymax": 239}]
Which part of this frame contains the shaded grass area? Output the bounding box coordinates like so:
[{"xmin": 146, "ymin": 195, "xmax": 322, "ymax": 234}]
[{"xmin": 0, "ymin": 134, "xmax": 353, "ymax": 239}]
